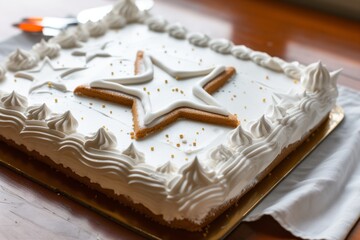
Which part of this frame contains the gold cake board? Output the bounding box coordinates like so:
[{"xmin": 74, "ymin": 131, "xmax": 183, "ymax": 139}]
[{"xmin": 0, "ymin": 106, "xmax": 344, "ymax": 240}]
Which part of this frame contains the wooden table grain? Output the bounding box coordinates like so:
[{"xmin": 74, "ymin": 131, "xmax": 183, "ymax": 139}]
[{"xmin": 0, "ymin": 0, "xmax": 359, "ymax": 239}]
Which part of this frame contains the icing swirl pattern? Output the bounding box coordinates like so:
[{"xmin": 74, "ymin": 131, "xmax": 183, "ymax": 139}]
[
  {"xmin": 6, "ymin": 49, "xmax": 38, "ymax": 71},
  {"xmin": 301, "ymin": 61, "xmax": 339, "ymax": 92},
  {"xmin": 188, "ymin": 32, "xmax": 210, "ymax": 47},
  {"xmin": 122, "ymin": 143, "xmax": 145, "ymax": 164},
  {"xmin": 167, "ymin": 23, "xmax": 187, "ymax": 39},
  {"xmin": 1, "ymin": 91, "xmax": 28, "ymax": 112},
  {"xmin": 209, "ymin": 38, "xmax": 234, "ymax": 54},
  {"xmin": 27, "ymin": 103, "xmax": 51, "ymax": 120},
  {"xmin": 113, "ymin": 0, "xmax": 140, "ymax": 22},
  {"xmin": 249, "ymin": 115, "xmax": 271, "ymax": 138},
  {"xmin": 231, "ymin": 45, "xmax": 252, "ymax": 60},
  {"xmin": 32, "ymin": 39, "xmax": 61, "ymax": 59},
  {"xmin": 86, "ymin": 20, "xmax": 108, "ymax": 37},
  {"xmin": 47, "ymin": 111, "xmax": 78, "ymax": 134},
  {"xmin": 146, "ymin": 16, "xmax": 168, "ymax": 32},
  {"xmin": 85, "ymin": 128, "xmax": 117, "ymax": 150},
  {"xmin": 50, "ymin": 31, "xmax": 80, "ymax": 49},
  {"xmin": 228, "ymin": 125, "xmax": 252, "ymax": 149}
]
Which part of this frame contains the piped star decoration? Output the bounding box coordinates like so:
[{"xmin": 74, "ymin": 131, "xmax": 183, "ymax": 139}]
[
  {"xmin": 71, "ymin": 41, "xmax": 114, "ymax": 63},
  {"xmin": 15, "ymin": 57, "xmax": 86, "ymax": 94},
  {"xmin": 74, "ymin": 51, "xmax": 239, "ymax": 139}
]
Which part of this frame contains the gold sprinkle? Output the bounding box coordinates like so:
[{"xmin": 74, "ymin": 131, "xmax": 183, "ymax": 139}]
[
  {"xmin": 89, "ymin": 103, "xmax": 93, "ymax": 106},
  {"xmin": 110, "ymin": 111, "xmax": 113, "ymax": 114},
  {"xmin": 81, "ymin": 117, "xmax": 84, "ymax": 120},
  {"xmin": 102, "ymin": 104, "xmax": 106, "ymax": 108},
  {"xmin": 202, "ymin": 128, "xmax": 205, "ymax": 131},
  {"xmin": 111, "ymin": 72, "xmax": 114, "ymax": 76},
  {"xmin": 175, "ymin": 88, "xmax": 179, "ymax": 92},
  {"xmin": 180, "ymin": 90, "xmax": 184, "ymax": 94},
  {"xmin": 196, "ymin": 131, "xmax": 199, "ymax": 135},
  {"xmin": 262, "ymin": 98, "xmax": 267, "ymax": 103},
  {"xmin": 150, "ymin": 147, "xmax": 154, "ymax": 151},
  {"xmin": 171, "ymin": 154, "xmax": 174, "ymax": 158},
  {"xmin": 157, "ymin": 88, "xmax": 160, "ymax": 92},
  {"xmin": 165, "ymin": 134, "xmax": 169, "ymax": 138},
  {"xmin": 176, "ymin": 143, "xmax": 180, "ymax": 148},
  {"xmin": 293, "ymin": 79, "xmax": 299, "ymax": 84},
  {"xmin": 193, "ymin": 142, "xmax": 197, "ymax": 146},
  {"xmin": 185, "ymin": 158, "xmax": 188, "ymax": 161},
  {"xmin": 147, "ymin": 91, "xmax": 150, "ymax": 95},
  {"xmin": 266, "ymin": 75, "xmax": 269, "ymax": 80},
  {"xmin": 143, "ymin": 87, "xmax": 147, "ymax": 91},
  {"xmin": 259, "ymin": 86, "xmax": 263, "ymax": 90},
  {"xmin": 179, "ymin": 134, "xmax": 184, "ymax": 139},
  {"xmin": 165, "ymin": 80, "xmax": 168, "ymax": 84},
  {"xmin": 47, "ymin": 82, "xmax": 53, "ymax": 88},
  {"xmin": 54, "ymin": 98, "xmax": 58, "ymax": 103}
]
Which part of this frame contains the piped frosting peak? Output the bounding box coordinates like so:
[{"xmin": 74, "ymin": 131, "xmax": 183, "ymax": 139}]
[
  {"xmin": 301, "ymin": 61, "xmax": 340, "ymax": 92},
  {"xmin": 113, "ymin": 0, "xmax": 140, "ymax": 22},
  {"xmin": 32, "ymin": 39, "xmax": 61, "ymax": 59},
  {"xmin": 209, "ymin": 145, "xmax": 232, "ymax": 165},
  {"xmin": 27, "ymin": 103, "xmax": 51, "ymax": 120},
  {"xmin": 157, "ymin": 161, "xmax": 178, "ymax": 175},
  {"xmin": 228, "ymin": 125, "xmax": 252, "ymax": 148},
  {"xmin": 171, "ymin": 157, "xmax": 215, "ymax": 194},
  {"xmin": 249, "ymin": 115, "xmax": 271, "ymax": 138},
  {"xmin": 122, "ymin": 143, "xmax": 145, "ymax": 164},
  {"xmin": 1, "ymin": 91, "xmax": 28, "ymax": 112},
  {"xmin": 6, "ymin": 49, "xmax": 38, "ymax": 71},
  {"xmin": 47, "ymin": 111, "xmax": 78, "ymax": 134},
  {"xmin": 85, "ymin": 128, "xmax": 117, "ymax": 150},
  {"xmin": 266, "ymin": 104, "xmax": 286, "ymax": 122}
]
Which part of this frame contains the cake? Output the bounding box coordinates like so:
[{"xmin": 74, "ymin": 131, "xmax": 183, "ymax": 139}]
[{"xmin": 0, "ymin": 0, "xmax": 340, "ymax": 232}]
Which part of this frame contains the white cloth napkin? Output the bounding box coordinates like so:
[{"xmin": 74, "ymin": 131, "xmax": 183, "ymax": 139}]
[{"xmin": 244, "ymin": 86, "xmax": 360, "ymax": 240}]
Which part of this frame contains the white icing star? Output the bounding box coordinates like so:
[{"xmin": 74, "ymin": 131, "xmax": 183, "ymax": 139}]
[
  {"xmin": 90, "ymin": 52, "xmax": 231, "ymax": 126},
  {"xmin": 15, "ymin": 57, "xmax": 86, "ymax": 94},
  {"xmin": 72, "ymin": 41, "xmax": 114, "ymax": 63}
]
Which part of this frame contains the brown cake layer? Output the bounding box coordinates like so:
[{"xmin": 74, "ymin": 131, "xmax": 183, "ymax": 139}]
[{"xmin": 0, "ymin": 114, "xmax": 329, "ymax": 232}]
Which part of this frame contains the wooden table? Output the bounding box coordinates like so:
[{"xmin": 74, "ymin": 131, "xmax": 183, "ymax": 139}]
[{"xmin": 0, "ymin": 0, "xmax": 359, "ymax": 239}]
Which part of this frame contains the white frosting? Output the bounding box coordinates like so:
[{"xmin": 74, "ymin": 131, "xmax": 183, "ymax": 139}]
[
  {"xmin": 250, "ymin": 51, "xmax": 282, "ymax": 71},
  {"xmin": 249, "ymin": 115, "xmax": 271, "ymax": 138},
  {"xmin": 104, "ymin": 11, "xmax": 127, "ymax": 29},
  {"xmin": 228, "ymin": 125, "xmax": 252, "ymax": 149},
  {"xmin": 0, "ymin": 5, "xmax": 340, "ymax": 226},
  {"xmin": 157, "ymin": 161, "xmax": 177, "ymax": 175},
  {"xmin": 85, "ymin": 128, "xmax": 117, "ymax": 150},
  {"xmin": 49, "ymin": 30, "xmax": 80, "ymax": 49},
  {"xmin": 113, "ymin": 0, "xmax": 140, "ymax": 22},
  {"xmin": 47, "ymin": 111, "xmax": 78, "ymax": 134},
  {"xmin": 209, "ymin": 38, "xmax": 234, "ymax": 54},
  {"xmin": 188, "ymin": 32, "xmax": 210, "ymax": 47},
  {"xmin": 85, "ymin": 20, "xmax": 108, "ymax": 37},
  {"xmin": 1, "ymin": 91, "xmax": 28, "ymax": 112},
  {"xmin": 209, "ymin": 144, "xmax": 232, "ymax": 167},
  {"xmin": 73, "ymin": 24, "xmax": 90, "ymax": 42},
  {"xmin": 32, "ymin": 39, "xmax": 61, "ymax": 59},
  {"xmin": 167, "ymin": 23, "xmax": 187, "ymax": 39},
  {"xmin": 6, "ymin": 49, "xmax": 38, "ymax": 71},
  {"xmin": 301, "ymin": 61, "xmax": 340, "ymax": 92},
  {"xmin": 231, "ymin": 45, "xmax": 252, "ymax": 60},
  {"xmin": 146, "ymin": 16, "xmax": 168, "ymax": 32},
  {"xmin": 122, "ymin": 143, "xmax": 145, "ymax": 164},
  {"xmin": 0, "ymin": 65, "xmax": 6, "ymax": 81},
  {"xmin": 27, "ymin": 103, "xmax": 51, "ymax": 120}
]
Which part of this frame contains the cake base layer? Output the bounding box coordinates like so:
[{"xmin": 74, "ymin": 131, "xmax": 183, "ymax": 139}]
[{"xmin": 0, "ymin": 112, "xmax": 330, "ymax": 232}]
